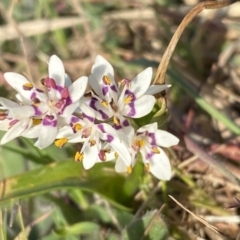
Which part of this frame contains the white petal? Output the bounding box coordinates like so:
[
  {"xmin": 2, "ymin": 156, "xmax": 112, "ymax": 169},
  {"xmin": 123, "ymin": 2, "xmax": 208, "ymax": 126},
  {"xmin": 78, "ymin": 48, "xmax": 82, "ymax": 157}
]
[
  {"xmin": 4, "ymin": 72, "xmax": 30, "ymax": 94},
  {"xmin": 95, "ymin": 55, "xmax": 114, "ymax": 75},
  {"xmin": 61, "ymin": 101, "xmax": 79, "ymax": 117},
  {"xmin": 129, "ymin": 67, "xmax": 152, "ymax": 97},
  {"xmin": 145, "ymin": 147, "xmax": 172, "ymax": 180},
  {"xmin": 68, "ymin": 76, "xmax": 88, "ymax": 102},
  {"xmin": 65, "ymin": 74, "xmax": 72, "ymax": 87},
  {"xmin": 9, "ymin": 105, "xmax": 36, "ymax": 119},
  {"xmin": 115, "ymin": 157, "xmax": 128, "ymax": 172},
  {"xmin": 0, "ymin": 119, "xmax": 12, "ymax": 131},
  {"xmin": 102, "ymin": 133, "xmax": 131, "ymax": 166},
  {"xmin": 56, "ymin": 126, "xmax": 74, "ymax": 138},
  {"xmin": 121, "ymin": 95, "xmax": 155, "ymax": 118},
  {"xmin": 1, "ymin": 119, "xmax": 31, "ymax": 145},
  {"xmin": 155, "ymin": 130, "xmax": 179, "ymax": 147},
  {"xmin": 34, "ymin": 124, "xmax": 58, "ymax": 149},
  {"xmin": 137, "ymin": 122, "xmax": 158, "ymax": 134},
  {"xmin": 89, "ymin": 55, "xmax": 117, "ymax": 99},
  {"xmin": 82, "ymin": 140, "xmax": 99, "ymax": 170},
  {"xmin": 145, "ymin": 84, "xmax": 171, "ymax": 95},
  {"xmin": 0, "ymin": 97, "xmax": 19, "ymax": 108},
  {"xmin": 22, "ymin": 125, "xmax": 40, "ymax": 138},
  {"xmin": 48, "ymin": 55, "xmax": 65, "ymax": 87}
]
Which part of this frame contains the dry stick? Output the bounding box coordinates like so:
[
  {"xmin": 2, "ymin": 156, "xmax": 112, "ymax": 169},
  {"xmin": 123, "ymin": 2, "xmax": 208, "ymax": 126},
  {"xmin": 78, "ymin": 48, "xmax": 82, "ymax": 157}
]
[
  {"xmin": 153, "ymin": 0, "xmax": 239, "ymax": 85},
  {"xmin": 0, "ymin": 1, "xmax": 33, "ymax": 82}
]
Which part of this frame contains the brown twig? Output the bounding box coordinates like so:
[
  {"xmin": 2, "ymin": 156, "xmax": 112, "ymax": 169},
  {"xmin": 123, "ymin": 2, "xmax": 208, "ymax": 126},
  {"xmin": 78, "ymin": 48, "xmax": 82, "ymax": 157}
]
[
  {"xmin": 153, "ymin": 0, "xmax": 239, "ymax": 85},
  {"xmin": 0, "ymin": 1, "xmax": 33, "ymax": 82}
]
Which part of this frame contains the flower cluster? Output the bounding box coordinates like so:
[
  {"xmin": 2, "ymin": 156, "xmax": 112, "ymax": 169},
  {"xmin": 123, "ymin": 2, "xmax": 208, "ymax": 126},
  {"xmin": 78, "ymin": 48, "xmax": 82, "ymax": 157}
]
[{"xmin": 0, "ymin": 55, "xmax": 179, "ymax": 180}]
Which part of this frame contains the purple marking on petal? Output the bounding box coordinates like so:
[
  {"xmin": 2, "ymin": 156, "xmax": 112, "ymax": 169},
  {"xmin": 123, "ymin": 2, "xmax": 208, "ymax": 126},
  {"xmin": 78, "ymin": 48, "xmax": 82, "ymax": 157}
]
[
  {"xmin": 61, "ymin": 87, "xmax": 69, "ymax": 99},
  {"xmin": 106, "ymin": 134, "xmax": 114, "ymax": 143},
  {"xmin": 82, "ymin": 113, "xmax": 95, "ymax": 123},
  {"xmin": 98, "ymin": 150, "xmax": 106, "ymax": 161},
  {"xmin": 33, "ymin": 105, "xmax": 42, "ymax": 116},
  {"xmin": 30, "ymin": 92, "xmax": 36, "ymax": 100},
  {"xmin": 56, "ymin": 85, "xmax": 64, "ymax": 92},
  {"xmin": 127, "ymin": 101, "xmax": 136, "ymax": 117},
  {"xmin": 89, "ymin": 98, "xmax": 98, "ymax": 111},
  {"xmin": 42, "ymin": 115, "xmax": 57, "ymax": 127},
  {"xmin": 58, "ymin": 96, "xmax": 73, "ymax": 115},
  {"xmin": 148, "ymin": 132, "xmax": 156, "ymax": 145},
  {"xmin": 97, "ymin": 124, "xmax": 105, "ymax": 133},
  {"xmin": 71, "ymin": 116, "xmax": 79, "ymax": 123},
  {"xmin": 102, "ymin": 86, "xmax": 108, "ymax": 96},
  {"xmin": 113, "ymin": 124, "xmax": 122, "ymax": 130},
  {"xmin": 110, "ymin": 85, "xmax": 117, "ymax": 92},
  {"xmin": 9, "ymin": 119, "xmax": 18, "ymax": 127},
  {"xmin": 36, "ymin": 88, "xmax": 44, "ymax": 93},
  {"xmin": 125, "ymin": 89, "xmax": 136, "ymax": 101},
  {"xmin": 146, "ymin": 151, "xmax": 154, "ymax": 160},
  {"xmin": 99, "ymin": 110, "xmax": 109, "ymax": 120},
  {"xmin": 122, "ymin": 119, "xmax": 129, "ymax": 127}
]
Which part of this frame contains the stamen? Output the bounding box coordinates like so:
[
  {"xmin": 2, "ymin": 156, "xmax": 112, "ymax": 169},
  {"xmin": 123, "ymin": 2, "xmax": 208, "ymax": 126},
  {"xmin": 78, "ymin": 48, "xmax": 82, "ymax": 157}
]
[
  {"xmin": 124, "ymin": 94, "xmax": 133, "ymax": 104},
  {"xmin": 73, "ymin": 123, "xmax": 82, "ymax": 132},
  {"xmin": 101, "ymin": 100, "xmax": 108, "ymax": 107},
  {"xmin": 113, "ymin": 116, "xmax": 120, "ymax": 126},
  {"xmin": 75, "ymin": 151, "xmax": 84, "ymax": 162},
  {"xmin": 84, "ymin": 91, "xmax": 93, "ymax": 98},
  {"xmin": 110, "ymin": 99, "xmax": 118, "ymax": 112},
  {"xmin": 145, "ymin": 163, "xmax": 150, "ymax": 172},
  {"xmin": 98, "ymin": 150, "xmax": 106, "ymax": 161},
  {"xmin": 23, "ymin": 83, "xmax": 33, "ymax": 91},
  {"xmin": 114, "ymin": 152, "xmax": 119, "ymax": 158},
  {"xmin": 152, "ymin": 146, "xmax": 160, "ymax": 154},
  {"xmin": 0, "ymin": 111, "xmax": 8, "ymax": 120},
  {"xmin": 32, "ymin": 98, "xmax": 40, "ymax": 106},
  {"xmin": 82, "ymin": 127, "xmax": 91, "ymax": 138},
  {"xmin": 32, "ymin": 118, "xmax": 42, "ymax": 126},
  {"xmin": 89, "ymin": 139, "xmax": 96, "ymax": 146},
  {"xmin": 102, "ymin": 75, "xmax": 111, "ymax": 85},
  {"xmin": 127, "ymin": 166, "xmax": 132, "ymax": 174},
  {"xmin": 55, "ymin": 138, "xmax": 68, "ymax": 148}
]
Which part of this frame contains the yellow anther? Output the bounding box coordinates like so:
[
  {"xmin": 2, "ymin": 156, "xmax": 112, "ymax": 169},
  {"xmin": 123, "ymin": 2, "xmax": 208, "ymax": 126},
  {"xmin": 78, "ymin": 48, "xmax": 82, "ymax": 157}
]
[
  {"xmin": 137, "ymin": 140, "xmax": 145, "ymax": 148},
  {"xmin": 73, "ymin": 123, "xmax": 82, "ymax": 132},
  {"xmin": 101, "ymin": 100, "xmax": 108, "ymax": 107},
  {"xmin": 113, "ymin": 116, "xmax": 120, "ymax": 126},
  {"xmin": 124, "ymin": 94, "xmax": 133, "ymax": 104},
  {"xmin": 103, "ymin": 75, "xmax": 111, "ymax": 85},
  {"xmin": 152, "ymin": 146, "xmax": 160, "ymax": 154},
  {"xmin": 89, "ymin": 139, "xmax": 96, "ymax": 146},
  {"xmin": 54, "ymin": 138, "xmax": 68, "ymax": 148},
  {"xmin": 75, "ymin": 151, "xmax": 84, "ymax": 162},
  {"xmin": 145, "ymin": 163, "xmax": 150, "ymax": 172},
  {"xmin": 127, "ymin": 166, "xmax": 132, "ymax": 174},
  {"xmin": 23, "ymin": 82, "xmax": 33, "ymax": 90},
  {"xmin": 32, "ymin": 118, "xmax": 42, "ymax": 126},
  {"xmin": 114, "ymin": 152, "xmax": 119, "ymax": 158}
]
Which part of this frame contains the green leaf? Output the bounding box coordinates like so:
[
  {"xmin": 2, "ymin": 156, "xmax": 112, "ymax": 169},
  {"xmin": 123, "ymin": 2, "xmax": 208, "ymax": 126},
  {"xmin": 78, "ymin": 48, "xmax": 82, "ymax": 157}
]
[
  {"xmin": 122, "ymin": 210, "xmax": 169, "ymax": 240},
  {"xmin": 54, "ymin": 222, "xmax": 99, "ymax": 236},
  {"xmin": 0, "ymin": 160, "xmax": 132, "ymax": 210}
]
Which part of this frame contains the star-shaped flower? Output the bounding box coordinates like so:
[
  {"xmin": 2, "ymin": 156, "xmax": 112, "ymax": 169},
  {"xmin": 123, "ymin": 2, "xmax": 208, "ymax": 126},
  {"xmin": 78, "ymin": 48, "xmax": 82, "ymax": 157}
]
[
  {"xmin": 55, "ymin": 106, "xmax": 132, "ymax": 170},
  {"xmin": 88, "ymin": 56, "xmax": 171, "ymax": 132},
  {"xmin": 115, "ymin": 123, "xmax": 179, "ymax": 180},
  {"xmin": 2, "ymin": 55, "xmax": 88, "ymax": 149}
]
